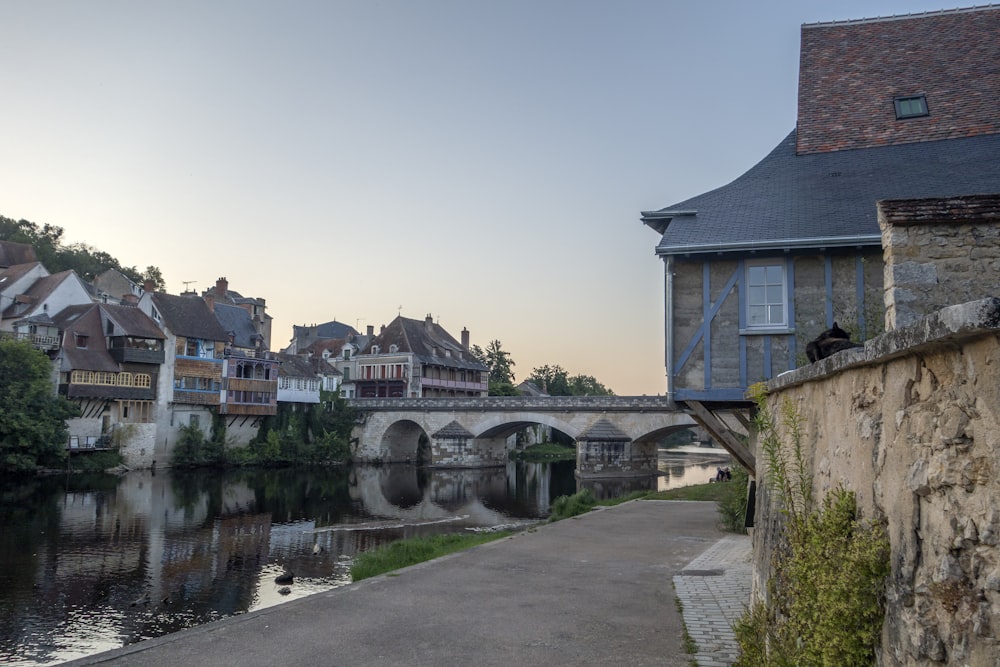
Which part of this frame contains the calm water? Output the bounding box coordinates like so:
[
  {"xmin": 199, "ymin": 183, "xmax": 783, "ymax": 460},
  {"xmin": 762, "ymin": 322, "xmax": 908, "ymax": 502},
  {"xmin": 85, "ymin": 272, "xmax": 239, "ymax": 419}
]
[{"xmin": 0, "ymin": 448, "xmax": 730, "ymax": 666}]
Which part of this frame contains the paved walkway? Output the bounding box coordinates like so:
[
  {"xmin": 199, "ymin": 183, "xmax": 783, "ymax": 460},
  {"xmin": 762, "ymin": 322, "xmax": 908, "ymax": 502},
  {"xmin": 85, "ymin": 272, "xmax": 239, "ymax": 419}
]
[
  {"xmin": 674, "ymin": 534, "xmax": 753, "ymax": 667},
  {"xmin": 67, "ymin": 501, "xmax": 752, "ymax": 667}
]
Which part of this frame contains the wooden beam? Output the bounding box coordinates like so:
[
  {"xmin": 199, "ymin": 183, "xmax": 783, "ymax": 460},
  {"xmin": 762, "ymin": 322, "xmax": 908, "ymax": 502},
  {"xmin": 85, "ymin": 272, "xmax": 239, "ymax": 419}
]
[{"xmin": 685, "ymin": 400, "xmax": 756, "ymax": 475}]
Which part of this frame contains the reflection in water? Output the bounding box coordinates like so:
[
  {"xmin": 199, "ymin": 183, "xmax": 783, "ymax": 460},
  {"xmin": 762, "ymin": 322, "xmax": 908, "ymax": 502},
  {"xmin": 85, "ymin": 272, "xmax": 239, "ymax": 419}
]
[
  {"xmin": 0, "ymin": 449, "xmax": 731, "ymax": 665},
  {"xmin": 0, "ymin": 462, "xmax": 566, "ymax": 666}
]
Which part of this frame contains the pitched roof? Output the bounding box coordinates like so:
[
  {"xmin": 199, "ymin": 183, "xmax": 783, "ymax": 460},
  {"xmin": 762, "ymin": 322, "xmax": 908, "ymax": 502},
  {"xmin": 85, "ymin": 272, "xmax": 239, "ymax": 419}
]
[
  {"xmin": 149, "ymin": 293, "xmax": 230, "ymax": 341},
  {"xmin": 643, "ymin": 131, "xmax": 1000, "ymax": 255},
  {"xmin": 0, "ymin": 241, "xmax": 36, "ymax": 268},
  {"xmin": 797, "ymin": 6, "xmax": 1000, "ymax": 154},
  {"xmin": 276, "ymin": 353, "xmax": 318, "ymax": 379},
  {"xmin": 51, "ymin": 305, "xmax": 119, "ymax": 373},
  {"xmin": 1, "ymin": 270, "xmax": 78, "ymax": 319},
  {"xmin": 213, "ymin": 302, "xmax": 263, "ymax": 348},
  {"xmin": 364, "ymin": 316, "xmax": 487, "ymax": 371},
  {"xmin": 0, "ymin": 262, "xmax": 45, "ymax": 293},
  {"xmin": 102, "ymin": 303, "xmax": 165, "ymax": 340}
]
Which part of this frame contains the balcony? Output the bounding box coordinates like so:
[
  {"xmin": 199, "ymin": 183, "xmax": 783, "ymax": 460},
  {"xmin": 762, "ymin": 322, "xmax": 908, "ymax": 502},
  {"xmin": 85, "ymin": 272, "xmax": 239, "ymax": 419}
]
[
  {"xmin": 3, "ymin": 331, "xmax": 60, "ymax": 352},
  {"xmin": 225, "ymin": 377, "xmax": 278, "ymax": 393},
  {"xmin": 420, "ymin": 377, "xmax": 489, "ymax": 392},
  {"xmin": 110, "ymin": 346, "xmax": 165, "ymax": 364},
  {"xmin": 173, "ymin": 390, "xmax": 220, "ymax": 406}
]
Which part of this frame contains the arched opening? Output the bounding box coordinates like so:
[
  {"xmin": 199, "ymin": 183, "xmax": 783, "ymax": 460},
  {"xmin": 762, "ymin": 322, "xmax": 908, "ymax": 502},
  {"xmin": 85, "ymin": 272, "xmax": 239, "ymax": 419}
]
[{"xmin": 380, "ymin": 420, "xmax": 430, "ymax": 463}]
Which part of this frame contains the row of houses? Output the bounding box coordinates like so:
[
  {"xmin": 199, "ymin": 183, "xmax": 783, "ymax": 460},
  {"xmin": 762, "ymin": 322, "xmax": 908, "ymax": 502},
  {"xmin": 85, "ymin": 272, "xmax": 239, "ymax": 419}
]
[{"xmin": 0, "ymin": 254, "xmax": 487, "ymax": 463}]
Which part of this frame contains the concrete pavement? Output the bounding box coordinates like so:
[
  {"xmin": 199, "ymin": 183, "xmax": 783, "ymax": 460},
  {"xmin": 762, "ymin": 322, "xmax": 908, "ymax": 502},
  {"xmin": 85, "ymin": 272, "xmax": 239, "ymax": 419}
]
[{"xmin": 67, "ymin": 501, "xmax": 751, "ymax": 667}]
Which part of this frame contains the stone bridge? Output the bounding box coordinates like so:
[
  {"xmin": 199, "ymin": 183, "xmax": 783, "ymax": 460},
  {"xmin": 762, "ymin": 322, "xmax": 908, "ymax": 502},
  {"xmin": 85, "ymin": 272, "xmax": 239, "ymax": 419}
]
[{"xmin": 347, "ymin": 396, "xmax": 696, "ymax": 478}]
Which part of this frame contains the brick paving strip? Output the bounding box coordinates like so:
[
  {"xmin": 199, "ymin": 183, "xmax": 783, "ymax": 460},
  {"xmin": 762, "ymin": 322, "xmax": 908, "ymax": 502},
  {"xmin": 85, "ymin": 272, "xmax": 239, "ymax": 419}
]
[{"xmin": 673, "ymin": 534, "xmax": 753, "ymax": 667}]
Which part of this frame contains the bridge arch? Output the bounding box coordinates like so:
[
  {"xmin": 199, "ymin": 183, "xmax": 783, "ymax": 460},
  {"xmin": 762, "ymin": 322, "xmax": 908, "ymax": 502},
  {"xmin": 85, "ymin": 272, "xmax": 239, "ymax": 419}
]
[
  {"xmin": 379, "ymin": 419, "xmax": 431, "ymax": 464},
  {"xmin": 471, "ymin": 413, "xmax": 580, "ymax": 440}
]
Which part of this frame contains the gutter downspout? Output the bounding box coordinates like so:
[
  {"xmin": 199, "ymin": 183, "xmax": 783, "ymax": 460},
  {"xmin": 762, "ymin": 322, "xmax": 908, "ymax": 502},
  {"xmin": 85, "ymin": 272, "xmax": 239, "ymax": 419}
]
[{"xmin": 664, "ymin": 255, "xmax": 674, "ymax": 403}]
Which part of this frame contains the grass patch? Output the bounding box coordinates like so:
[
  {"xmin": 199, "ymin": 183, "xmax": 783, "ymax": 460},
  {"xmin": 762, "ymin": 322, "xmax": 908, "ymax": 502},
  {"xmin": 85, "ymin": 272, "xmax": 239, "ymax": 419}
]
[
  {"xmin": 67, "ymin": 450, "xmax": 124, "ymax": 473},
  {"xmin": 548, "ymin": 488, "xmax": 597, "ymax": 521},
  {"xmin": 645, "ymin": 481, "xmax": 731, "ymax": 502},
  {"xmin": 351, "ymin": 531, "xmax": 511, "ymax": 582},
  {"xmin": 514, "ymin": 442, "xmax": 576, "ymax": 462}
]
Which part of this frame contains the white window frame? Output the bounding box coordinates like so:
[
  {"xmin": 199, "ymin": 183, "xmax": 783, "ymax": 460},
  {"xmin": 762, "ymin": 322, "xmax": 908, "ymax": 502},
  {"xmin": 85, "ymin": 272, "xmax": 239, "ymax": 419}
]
[{"xmin": 745, "ymin": 260, "xmax": 788, "ymax": 330}]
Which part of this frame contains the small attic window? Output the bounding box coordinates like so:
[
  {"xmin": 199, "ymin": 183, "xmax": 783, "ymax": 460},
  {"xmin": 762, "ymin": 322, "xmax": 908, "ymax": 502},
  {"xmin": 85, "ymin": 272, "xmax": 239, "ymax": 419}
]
[{"xmin": 894, "ymin": 95, "xmax": 928, "ymax": 119}]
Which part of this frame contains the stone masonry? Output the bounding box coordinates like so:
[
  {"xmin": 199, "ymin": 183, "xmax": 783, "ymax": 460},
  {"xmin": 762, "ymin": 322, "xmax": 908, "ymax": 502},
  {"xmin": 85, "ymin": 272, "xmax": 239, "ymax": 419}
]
[
  {"xmin": 879, "ymin": 194, "xmax": 1000, "ymax": 330},
  {"xmin": 753, "ymin": 194, "xmax": 1000, "ymax": 665}
]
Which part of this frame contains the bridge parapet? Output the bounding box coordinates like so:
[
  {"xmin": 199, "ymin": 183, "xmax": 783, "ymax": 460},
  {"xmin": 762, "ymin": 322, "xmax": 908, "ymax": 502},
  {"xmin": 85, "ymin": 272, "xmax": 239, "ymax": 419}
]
[{"xmin": 348, "ymin": 395, "xmax": 677, "ymax": 413}]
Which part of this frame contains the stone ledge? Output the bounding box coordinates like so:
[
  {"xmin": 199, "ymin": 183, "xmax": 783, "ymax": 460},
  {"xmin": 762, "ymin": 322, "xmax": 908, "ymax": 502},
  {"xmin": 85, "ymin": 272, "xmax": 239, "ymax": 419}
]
[{"xmin": 767, "ymin": 297, "xmax": 1000, "ymax": 393}]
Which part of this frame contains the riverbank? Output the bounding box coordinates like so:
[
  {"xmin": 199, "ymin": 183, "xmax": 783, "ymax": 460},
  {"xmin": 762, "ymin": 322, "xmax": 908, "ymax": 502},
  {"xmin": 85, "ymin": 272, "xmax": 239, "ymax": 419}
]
[{"xmin": 65, "ymin": 500, "xmax": 739, "ymax": 667}]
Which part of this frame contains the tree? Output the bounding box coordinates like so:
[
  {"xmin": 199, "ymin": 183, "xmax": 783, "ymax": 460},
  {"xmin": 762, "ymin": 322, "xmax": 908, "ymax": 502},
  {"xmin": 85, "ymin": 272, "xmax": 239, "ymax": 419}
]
[
  {"xmin": 1, "ymin": 214, "xmax": 166, "ymax": 289},
  {"xmin": 0, "ymin": 338, "xmax": 80, "ymax": 473},
  {"xmin": 471, "ymin": 340, "xmax": 519, "ymax": 395},
  {"xmin": 527, "ymin": 365, "xmax": 615, "ymax": 396}
]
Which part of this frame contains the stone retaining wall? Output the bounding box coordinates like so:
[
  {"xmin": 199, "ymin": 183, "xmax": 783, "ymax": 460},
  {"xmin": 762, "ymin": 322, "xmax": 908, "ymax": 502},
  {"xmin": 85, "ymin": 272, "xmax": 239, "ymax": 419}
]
[{"xmin": 752, "ymin": 194, "xmax": 1000, "ymax": 665}]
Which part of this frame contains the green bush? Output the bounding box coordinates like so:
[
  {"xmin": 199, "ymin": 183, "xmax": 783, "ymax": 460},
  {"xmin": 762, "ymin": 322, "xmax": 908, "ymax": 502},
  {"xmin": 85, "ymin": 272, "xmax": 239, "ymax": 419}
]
[
  {"xmin": 548, "ymin": 488, "xmax": 597, "ymax": 521},
  {"xmin": 734, "ymin": 383, "xmax": 890, "ymax": 666},
  {"xmin": 717, "ymin": 465, "xmax": 750, "ymax": 532}
]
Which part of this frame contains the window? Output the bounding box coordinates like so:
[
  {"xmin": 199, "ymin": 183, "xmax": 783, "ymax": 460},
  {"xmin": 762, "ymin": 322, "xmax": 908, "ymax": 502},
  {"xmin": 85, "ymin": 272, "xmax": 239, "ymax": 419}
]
[
  {"xmin": 75, "ymin": 334, "xmax": 88, "ymax": 348},
  {"xmin": 746, "ymin": 262, "xmax": 787, "ymax": 329},
  {"xmin": 894, "ymin": 95, "xmax": 928, "ymax": 119}
]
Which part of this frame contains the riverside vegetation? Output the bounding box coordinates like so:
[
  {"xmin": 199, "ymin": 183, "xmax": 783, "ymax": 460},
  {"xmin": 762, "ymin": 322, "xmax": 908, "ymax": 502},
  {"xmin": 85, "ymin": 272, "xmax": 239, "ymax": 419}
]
[{"xmin": 733, "ymin": 383, "xmax": 890, "ymax": 667}]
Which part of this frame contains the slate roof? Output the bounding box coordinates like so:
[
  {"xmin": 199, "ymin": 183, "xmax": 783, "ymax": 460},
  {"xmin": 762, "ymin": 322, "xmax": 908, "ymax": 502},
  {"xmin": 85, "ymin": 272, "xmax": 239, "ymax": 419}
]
[
  {"xmin": 213, "ymin": 302, "xmax": 263, "ymax": 349},
  {"xmin": 577, "ymin": 419, "xmax": 630, "ymax": 442},
  {"xmin": 150, "ymin": 293, "xmax": 230, "ymax": 341},
  {"xmin": 52, "ymin": 305, "xmax": 119, "ymax": 373},
  {"xmin": 103, "ymin": 303, "xmax": 165, "ymax": 340},
  {"xmin": 433, "ymin": 421, "xmax": 474, "ymax": 439},
  {"xmin": 276, "ymin": 353, "xmax": 318, "ymax": 379},
  {"xmin": 1, "ymin": 270, "xmax": 77, "ymax": 319},
  {"xmin": 363, "ymin": 316, "xmax": 487, "ymax": 371},
  {"xmin": 642, "ymin": 131, "xmax": 1000, "ymax": 256}
]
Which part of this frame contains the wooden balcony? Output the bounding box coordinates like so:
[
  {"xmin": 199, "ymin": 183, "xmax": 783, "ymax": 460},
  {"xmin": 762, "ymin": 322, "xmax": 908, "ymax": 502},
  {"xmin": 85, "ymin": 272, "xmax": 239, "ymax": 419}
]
[
  {"xmin": 219, "ymin": 403, "xmax": 277, "ymax": 416},
  {"xmin": 225, "ymin": 378, "xmax": 278, "ymax": 393},
  {"xmin": 173, "ymin": 390, "xmax": 220, "ymax": 406},
  {"xmin": 109, "ymin": 346, "xmax": 165, "ymax": 364}
]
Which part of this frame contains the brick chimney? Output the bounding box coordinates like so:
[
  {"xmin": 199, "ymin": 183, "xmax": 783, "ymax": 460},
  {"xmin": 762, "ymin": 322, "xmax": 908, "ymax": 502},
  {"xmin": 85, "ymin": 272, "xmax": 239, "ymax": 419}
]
[
  {"xmin": 204, "ymin": 295, "xmax": 214, "ymax": 312},
  {"xmin": 367, "ymin": 325, "xmax": 374, "ymax": 337},
  {"xmin": 216, "ymin": 277, "xmax": 228, "ymax": 299},
  {"xmin": 461, "ymin": 327, "xmax": 470, "ymax": 350},
  {"xmin": 143, "ymin": 279, "xmax": 156, "ymax": 294},
  {"xmin": 425, "ymin": 313, "xmax": 434, "ymax": 331}
]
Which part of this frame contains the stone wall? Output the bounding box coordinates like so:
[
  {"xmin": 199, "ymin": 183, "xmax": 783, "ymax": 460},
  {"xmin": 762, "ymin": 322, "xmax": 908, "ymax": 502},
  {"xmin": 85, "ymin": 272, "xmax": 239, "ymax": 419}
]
[
  {"xmin": 879, "ymin": 194, "xmax": 1000, "ymax": 330},
  {"xmin": 752, "ymin": 195, "xmax": 1000, "ymax": 665},
  {"xmin": 757, "ymin": 300, "xmax": 1000, "ymax": 665}
]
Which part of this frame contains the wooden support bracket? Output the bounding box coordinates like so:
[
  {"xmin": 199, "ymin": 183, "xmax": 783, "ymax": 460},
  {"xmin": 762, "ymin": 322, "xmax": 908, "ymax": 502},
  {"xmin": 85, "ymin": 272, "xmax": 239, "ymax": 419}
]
[{"xmin": 684, "ymin": 400, "xmax": 756, "ymax": 475}]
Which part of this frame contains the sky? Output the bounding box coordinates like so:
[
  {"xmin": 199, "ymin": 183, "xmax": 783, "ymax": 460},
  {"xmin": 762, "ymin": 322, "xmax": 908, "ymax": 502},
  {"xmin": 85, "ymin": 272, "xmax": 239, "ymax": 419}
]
[{"xmin": 0, "ymin": 1, "xmax": 968, "ymax": 395}]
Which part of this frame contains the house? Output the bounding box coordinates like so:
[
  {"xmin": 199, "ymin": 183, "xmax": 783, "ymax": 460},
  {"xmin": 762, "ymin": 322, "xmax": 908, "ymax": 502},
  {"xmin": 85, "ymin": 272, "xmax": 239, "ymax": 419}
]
[
  {"xmin": 52, "ymin": 303, "xmax": 166, "ymax": 443},
  {"xmin": 354, "ymin": 315, "xmax": 487, "ymax": 398},
  {"xmin": 275, "ymin": 353, "xmax": 321, "ymax": 404},
  {"xmin": 212, "ymin": 301, "xmax": 279, "ymax": 421},
  {"xmin": 0, "ymin": 240, "xmax": 37, "ymax": 268},
  {"xmin": 91, "ymin": 268, "xmax": 142, "ymax": 305},
  {"xmin": 284, "ymin": 319, "xmax": 359, "ymax": 355},
  {"xmin": 0, "ymin": 270, "xmax": 91, "ymax": 336},
  {"xmin": 641, "ymin": 6, "xmax": 1000, "ymax": 436},
  {"xmin": 138, "ymin": 291, "xmax": 231, "ymax": 440},
  {"xmin": 201, "ymin": 277, "xmax": 272, "ymax": 350}
]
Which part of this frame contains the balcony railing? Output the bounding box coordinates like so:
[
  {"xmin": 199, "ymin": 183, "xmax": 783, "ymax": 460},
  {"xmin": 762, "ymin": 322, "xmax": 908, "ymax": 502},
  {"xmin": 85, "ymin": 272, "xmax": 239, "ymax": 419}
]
[
  {"xmin": 2, "ymin": 331, "xmax": 60, "ymax": 350},
  {"xmin": 109, "ymin": 346, "xmax": 165, "ymax": 364}
]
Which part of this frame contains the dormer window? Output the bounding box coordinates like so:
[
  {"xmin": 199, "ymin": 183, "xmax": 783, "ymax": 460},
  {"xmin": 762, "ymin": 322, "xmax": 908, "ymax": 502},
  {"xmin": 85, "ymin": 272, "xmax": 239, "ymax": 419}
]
[
  {"xmin": 894, "ymin": 95, "xmax": 928, "ymax": 119},
  {"xmin": 389, "ymin": 344, "xmax": 398, "ymax": 353},
  {"xmin": 371, "ymin": 345, "xmax": 380, "ymax": 355}
]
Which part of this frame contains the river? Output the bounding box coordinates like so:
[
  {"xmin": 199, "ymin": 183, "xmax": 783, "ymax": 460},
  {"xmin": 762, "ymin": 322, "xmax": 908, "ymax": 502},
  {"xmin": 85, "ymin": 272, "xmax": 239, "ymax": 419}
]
[{"xmin": 0, "ymin": 447, "xmax": 731, "ymax": 666}]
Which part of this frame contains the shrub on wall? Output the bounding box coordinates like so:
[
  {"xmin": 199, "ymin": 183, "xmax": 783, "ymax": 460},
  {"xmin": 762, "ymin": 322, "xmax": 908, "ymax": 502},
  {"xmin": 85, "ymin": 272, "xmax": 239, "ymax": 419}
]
[{"xmin": 734, "ymin": 383, "xmax": 890, "ymax": 666}]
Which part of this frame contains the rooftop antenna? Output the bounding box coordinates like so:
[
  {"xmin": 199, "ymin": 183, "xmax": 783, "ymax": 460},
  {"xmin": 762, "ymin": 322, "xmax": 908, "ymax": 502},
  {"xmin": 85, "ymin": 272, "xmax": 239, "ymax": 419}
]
[
  {"xmin": 398, "ymin": 305, "xmax": 403, "ymax": 317},
  {"xmin": 182, "ymin": 280, "xmax": 196, "ymax": 292}
]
